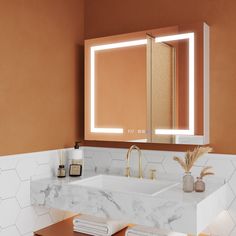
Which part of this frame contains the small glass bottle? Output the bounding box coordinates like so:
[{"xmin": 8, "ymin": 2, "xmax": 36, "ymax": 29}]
[
  {"xmin": 69, "ymin": 141, "xmax": 83, "ymax": 177},
  {"xmin": 194, "ymin": 177, "xmax": 205, "ymax": 192},
  {"xmin": 57, "ymin": 165, "xmax": 66, "ymax": 178}
]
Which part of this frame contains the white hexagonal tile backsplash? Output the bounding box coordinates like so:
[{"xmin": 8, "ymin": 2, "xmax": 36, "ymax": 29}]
[
  {"xmin": 0, "ymin": 170, "xmax": 20, "ymax": 199},
  {"xmin": 16, "ymin": 158, "xmax": 38, "ymax": 181}
]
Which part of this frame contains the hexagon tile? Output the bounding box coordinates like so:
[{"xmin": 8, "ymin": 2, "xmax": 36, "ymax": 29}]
[
  {"xmin": 0, "ymin": 170, "xmax": 20, "ymax": 199},
  {"xmin": 1, "ymin": 147, "xmax": 236, "ymax": 236},
  {"xmin": 16, "ymin": 158, "xmax": 38, "ymax": 181},
  {"xmin": 0, "ymin": 198, "xmax": 20, "ymax": 228}
]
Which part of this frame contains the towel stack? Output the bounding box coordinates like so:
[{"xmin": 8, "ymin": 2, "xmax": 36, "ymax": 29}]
[
  {"xmin": 73, "ymin": 214, "xmax": 128, "ymax": 236},
  {"xmin": 125, "ymin": 225, "xmax": 188, "ymax": 236}
]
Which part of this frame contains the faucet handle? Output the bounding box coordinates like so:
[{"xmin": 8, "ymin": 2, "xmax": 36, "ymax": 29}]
[
  {"xmin": 149, "ymin": 169, "xmax": 157, "ymax": 180},
  {"xmin": 125, "ymin": 167, "xmax": 130, "ymax": 177}
]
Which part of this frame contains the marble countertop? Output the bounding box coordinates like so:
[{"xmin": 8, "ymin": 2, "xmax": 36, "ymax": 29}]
[
  {"xmin": 32, "ymin": 171, "xmax": 225, "ymax": 203},
  {"xmin": 31, "ymin": 170, "xmax": 227, "ymax": 235}
]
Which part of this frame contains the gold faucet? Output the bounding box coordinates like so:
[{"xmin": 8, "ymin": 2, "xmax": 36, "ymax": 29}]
[{"xmin": 126, "ymin": 145, "xmax": 143, "ymax": 178}]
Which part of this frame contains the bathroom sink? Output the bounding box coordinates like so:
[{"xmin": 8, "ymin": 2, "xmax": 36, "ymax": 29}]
[{"xmin": 69, "ymin": 175, "xmax": 179, "ymax": 196}]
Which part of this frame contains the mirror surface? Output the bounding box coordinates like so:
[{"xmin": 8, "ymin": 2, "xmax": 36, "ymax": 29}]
[{"xmin": 94, "ymin": 42, "xmax": 147, "ymax": 141}]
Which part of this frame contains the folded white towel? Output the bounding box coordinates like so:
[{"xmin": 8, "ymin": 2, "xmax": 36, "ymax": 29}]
[
  {"xmin": 125, "ymin": 225, "xmax": 187, "ymax": 236},
  {"xmin": 73, "ymin": 214, "xmax": 128, "ymax": 236}
]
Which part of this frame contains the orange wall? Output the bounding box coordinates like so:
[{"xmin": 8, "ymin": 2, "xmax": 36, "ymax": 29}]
[
  {"xmin": 85, "ymin": 0, "xmax": 236, "ymax": 154},
  {"xmin": 0, "ymin": 0, "xmax": 84, "ymax": 156}
]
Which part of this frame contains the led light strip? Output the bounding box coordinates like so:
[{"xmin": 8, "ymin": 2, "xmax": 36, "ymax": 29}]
[
  {"xmin": 90, "ymin": 33, "xmax": 195, "ymax": 136},
  {"xmin": 90, "ymin": 39, "xmax": 147, "ymax": 133},
  {"xmin": 155, "ymin": 32, "xmax": 195, "ymax": 135}
]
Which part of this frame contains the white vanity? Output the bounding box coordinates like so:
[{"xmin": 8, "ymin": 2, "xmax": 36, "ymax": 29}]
[{"xmin": 31, "ymin": 170, "xmax": 226, "ymax": 235}]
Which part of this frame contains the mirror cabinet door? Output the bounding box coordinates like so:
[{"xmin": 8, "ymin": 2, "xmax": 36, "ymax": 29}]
[{"xmin": 85, "ymin": 23, "xmax": 209, "ymax": 145}]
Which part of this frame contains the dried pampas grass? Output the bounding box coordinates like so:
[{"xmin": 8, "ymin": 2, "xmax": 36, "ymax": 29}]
[
  {"xmin": 200, "ymin": 166, "xmax": 214, "ymax": 178},
  {"xmin": 173, "ymin": 146, "xmax": 212, "ymax": 172}
]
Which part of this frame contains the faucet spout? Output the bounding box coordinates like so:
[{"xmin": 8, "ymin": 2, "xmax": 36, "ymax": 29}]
[{"xmin": 126, "ymin": 145, "xmax": 143, "ymax": 178}]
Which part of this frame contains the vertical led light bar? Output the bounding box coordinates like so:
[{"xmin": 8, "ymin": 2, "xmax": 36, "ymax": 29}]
[
  {"xmin": 155, "ymin": 32, "xmax": 195, "ymax": 135},
  {"xmin": 90, "ymin": 39, "xmax": 147, "ymax": 133}
]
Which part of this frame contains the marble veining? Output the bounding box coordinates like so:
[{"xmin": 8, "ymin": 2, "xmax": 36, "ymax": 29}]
[{"xmin": 31, "ymin": 170, "xmax": 226, "ymax": 235}]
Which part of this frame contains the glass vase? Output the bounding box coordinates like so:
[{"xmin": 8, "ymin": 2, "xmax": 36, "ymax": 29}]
[
  {"xmin": 194, "ymin": 177, "xmax": 205, "ymax": 192},
  {"xmin": 183, "ymin": 172, "xmax": 194, "ymax": 192}
]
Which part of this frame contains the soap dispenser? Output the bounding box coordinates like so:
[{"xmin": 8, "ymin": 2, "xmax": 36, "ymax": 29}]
[{"xmin": 69, "ymin": 141, "xmax": 84, "ymax": 177}]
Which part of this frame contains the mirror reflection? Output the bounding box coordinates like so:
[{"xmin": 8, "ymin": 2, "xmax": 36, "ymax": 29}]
[{"xmin": 150, "ymin": 36, "xmax": 192, "ymax": 143}]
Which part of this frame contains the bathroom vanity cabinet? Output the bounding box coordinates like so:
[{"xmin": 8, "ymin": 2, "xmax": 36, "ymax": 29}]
[
  {"xmin": 34, "ymin": 217, "xmax": 127, "ymax": 236},
  {"xmin": 31, "ymin": 174, "xmax": 226, "ymax": 235}
]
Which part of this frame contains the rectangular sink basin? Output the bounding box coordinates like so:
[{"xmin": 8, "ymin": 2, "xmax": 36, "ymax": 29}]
[{"xmin": 69, "ymin": 175, "xmax": 179, "ymax": 196}]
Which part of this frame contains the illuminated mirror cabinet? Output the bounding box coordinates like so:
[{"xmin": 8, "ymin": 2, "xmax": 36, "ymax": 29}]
[{"xmin": 85, "ymin": 22, "xmax": 209, "ymax": 145}]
